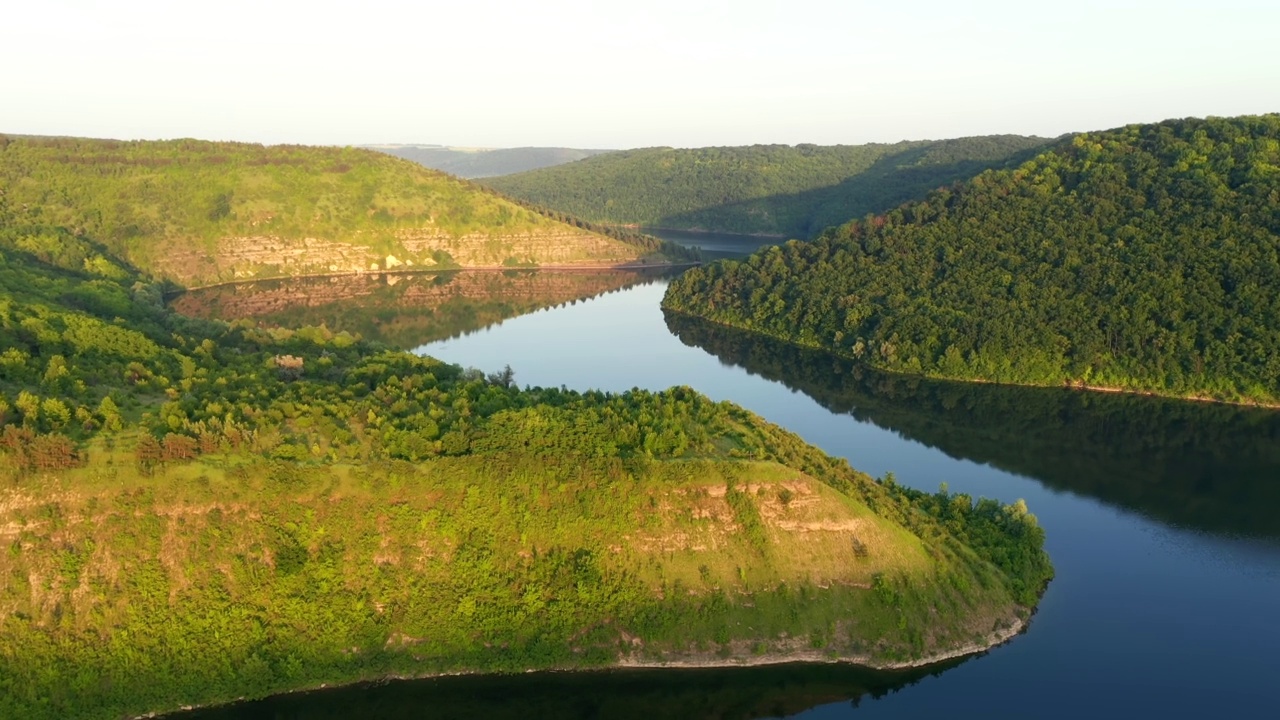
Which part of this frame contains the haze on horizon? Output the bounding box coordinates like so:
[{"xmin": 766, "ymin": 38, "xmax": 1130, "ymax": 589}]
[{"xmin": 3, "ymin": 0, "xmax": 1278, "ymax": 149}]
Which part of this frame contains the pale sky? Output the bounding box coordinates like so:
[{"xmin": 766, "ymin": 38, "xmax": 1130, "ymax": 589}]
[{"xmin": 3, "ymin": 0, "xmax": 1278, "ymax": 148}]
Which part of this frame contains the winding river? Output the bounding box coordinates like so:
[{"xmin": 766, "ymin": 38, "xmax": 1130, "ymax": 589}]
[{"xmin": 172, "ymin": 237, "xmax": 1280, "ymax": 719}]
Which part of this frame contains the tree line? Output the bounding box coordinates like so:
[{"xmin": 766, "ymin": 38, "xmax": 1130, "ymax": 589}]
[{"xmin": 483, "ymin": 136, "xmax": 1051, "ymax": 238}]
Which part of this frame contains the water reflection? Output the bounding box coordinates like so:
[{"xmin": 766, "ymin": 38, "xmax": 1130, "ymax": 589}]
[
  {"xmin": 171, "ymin": 268, "xmax": 673, "ymax": 348},
  {"xmin": 665, "ymin": 311, "xmax": 1280, "ymax": 540},
  {"xmin": 172, "ymin": 660, "xmax": 963, "ymax": 720},
  {"xmin": 647, "ymin": 228, "xmax": 783, "ymax": 261}
]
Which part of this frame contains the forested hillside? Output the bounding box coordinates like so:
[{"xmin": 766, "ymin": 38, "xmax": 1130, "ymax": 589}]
[
  {"xmin": 372, "ymin": 145, "xmax": 613, "ymax": 178},
  {"xmin": 663, "ymin": 115, "xmax": 1280, "ymax": 405},
  {"xmin": 0, "ymin": 135, "xmax": 689, "ymax": 286},
  {"xmin": 484, "ymin": 136, "xmax": 1050, "ymax": 238},
  {"xmin": 0, "ymin": 197, "xmax": 1048, "ymax": 719}
]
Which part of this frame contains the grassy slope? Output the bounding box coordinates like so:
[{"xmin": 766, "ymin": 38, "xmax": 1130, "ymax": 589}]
[
  {"xmin": 663, "ymin": 114, "xmax": 1280, "ymax": 405},
  {"xmin": 0, "ymin": 136, "xmax": 662, "ymax": 286},
  {"xmin": 483, "ymin": 136, "xmax": 1051, "ymax": 238}
]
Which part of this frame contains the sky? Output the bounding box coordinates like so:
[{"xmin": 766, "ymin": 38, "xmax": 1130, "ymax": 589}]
[{"xmin": 3, "ymin": 0, "xmax": 1278, "ymax": 149}]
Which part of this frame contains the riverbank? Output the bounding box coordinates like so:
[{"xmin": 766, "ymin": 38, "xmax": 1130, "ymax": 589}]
[
  {"xmin": 619, "ymin": 615, "xmax": 1027, "ymax": 673},
  {"xmin": 640, "ymin": 225, "xmax": 788, "ymax": 240},
  {"xmin": 139, "ymin": 617, "xmax": 1027, "ymax": 719},
  {"xmin": 662, "ymin": 310, "xmax": 1280, "ymax": 411},
  {"xmin": 168, "ymin": 260, "xmax": 697, "ymax": 295}
]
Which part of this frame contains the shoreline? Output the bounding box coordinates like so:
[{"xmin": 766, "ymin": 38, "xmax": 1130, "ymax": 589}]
[
  {"xmin": 663, "ymin": 309, "xmax": 1280, "ymax": 411},
  {"xmin": 960, "ymin": 376, "xmax": 1280, "ymax": 410},
  {"xmin": 618, "ymin": 615, "xmax": 1026, "ymax": 673},
  {"xmin": 168, "ymin": 261, "xmax": 700, "ymax": 295},
  {"xmin": 641, "ymin": 225, "xmax": 789, "ymax": 240},
  {"xmin": 140, "ymin": 617, "xmax": 1025, "ymax": 719}
]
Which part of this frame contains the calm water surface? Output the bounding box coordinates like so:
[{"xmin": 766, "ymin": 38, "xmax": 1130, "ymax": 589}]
[
  {"xmin": 646, "ymin": 228, "xmax": 783, "ymax": 260},
  {"xmin": 176, "ymin": 265, "xmax": 1280, "ymax": 718},
  {"xmin": 412, "ymin": 280, "xmax": 1280, "ymax": 719}
]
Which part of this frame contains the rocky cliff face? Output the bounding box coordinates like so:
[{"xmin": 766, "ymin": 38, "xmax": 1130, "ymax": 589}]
[
  {"xmin": 155, "ymin": 229, "xmax": 646, "ymax": 285},
  {"xmin": 155, "ymin": 236, "xmax": 382, "ymax": 283},
  {"xmin": 395, "ymin": 229, "xmax": 641, "ymax": 266}
]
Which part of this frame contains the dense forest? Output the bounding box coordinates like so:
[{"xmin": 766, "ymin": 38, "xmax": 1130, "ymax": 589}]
[
  {"xmin": 0, "ymin": 135, "xmax": 692, "ymax": 286},
  {"xmin": 483, "ymin": 136, "xmax": 1050, "ymax": 238},
  {"xmin": 663, "ymin": 115, "xmax": 1280, "ymax": 405},
  {"xmin": 0, "ymin": 193, "xmax": 1048, "ymax": 718},
  {"xmin": 372, "ymin": 145, "xmax": 613, "ymax": 179},
  {"xmin": 667, "ymin": 313, "xmax": 1280, "ymax": 539}
]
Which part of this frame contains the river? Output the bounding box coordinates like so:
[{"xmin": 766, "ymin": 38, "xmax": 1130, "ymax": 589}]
[{"xmin": 171, "ymin": 241, "xmax": 1280, "ymax": 718}]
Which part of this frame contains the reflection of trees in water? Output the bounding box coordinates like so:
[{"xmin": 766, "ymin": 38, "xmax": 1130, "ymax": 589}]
[
  {"xmin": 666, "ymin": 312, "xmax": 1280, "ymax": 540},
  {"xmin": 172, "ymin": 269, "xmax": 673, "ymax": 349},
  {"xmin": 172, "ymin": 659, "xmax": 962, "ymax": 720}
]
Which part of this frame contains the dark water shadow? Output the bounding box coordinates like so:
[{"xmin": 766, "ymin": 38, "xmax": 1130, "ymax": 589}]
[
  {"xmin": 645, "ymin": 228, "xmax": 785, "ymax": 261},
  {"xmin": 170, "ymin": 659, "xmax": 963, "ymax": 720},
  {"xmin": 665, "ymin": 311, "xmax": 1280, "ymax": 540}
]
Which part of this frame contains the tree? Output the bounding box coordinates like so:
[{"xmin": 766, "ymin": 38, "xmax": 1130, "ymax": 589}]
[
  {"xmin": 29, "ymin": 433, "xmax": 78, "ymax": 470},
  {"xmin": 162, "ymin": 433, "xmax": 198, "ymax": 461},
  {"xmin": 97, "ymin": 396, "xmax": 123, "ymax": 433},
  {"xmin": 15, "ymin": 390, "xmax": 39, "ymax": 427},
  {"xmin": 40, "ymin": 398, "xmax": 71, "ymax": 431},
  {"xmin": 135, "ymin": 434, "xmax": 163, "ymax": 474},
  {"xmin": 42, "ymin": 355, "xmax": 70, "ymax": 391},
  {"xmin": 487, "ymin": 364, "xmax": 516, "ymax": 388}
]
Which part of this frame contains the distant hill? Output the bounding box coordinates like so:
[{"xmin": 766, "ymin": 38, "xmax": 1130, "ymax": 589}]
[
  {"xmin": 663, "ymin": 114, "xmax": 1280, "ymax": 405},
  {"xmin": 370, "ymin": 145, "xmax": 614, "ymax": 178},
  {"xmin": 0, "ymin": 135, "xmax": 682, "ymax": 286},
  {"xmin": 483, "ymin": 136, "xmax": 1052, "ymax": 238}
]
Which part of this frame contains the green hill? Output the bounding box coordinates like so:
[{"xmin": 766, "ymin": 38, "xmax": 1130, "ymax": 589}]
[
  {"xmin": 663, "ymin": 114, "xmax": 1280, "ymax": 406},
  {"xmin": 0, "ymin": 135, "xmax": 688, "ymax": 287},
  {"xmin": 371, "ymin": 145, "xmax": 614, "ymax": 178},
  {"xmin": 0, "ymin": 200, "xmax": 1048, "ymax": 718},
  {"xmin": 483, "ymin": 136, "xmax": 1051, "ymax": 238}
]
